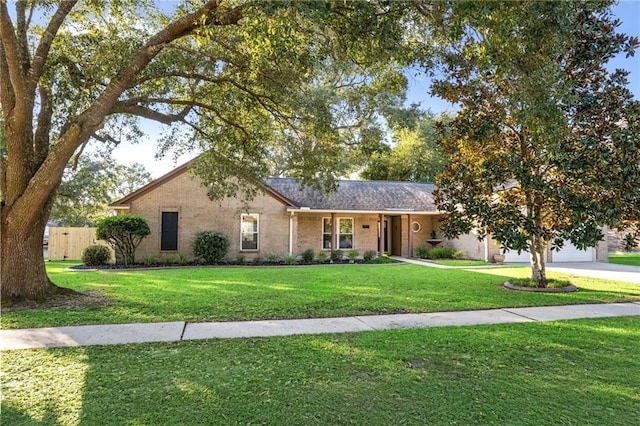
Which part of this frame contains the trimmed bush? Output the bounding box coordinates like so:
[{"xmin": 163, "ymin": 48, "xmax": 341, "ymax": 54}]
[
  {"xmin": 96, "ymin": 214, "xmax": 150, "ymax": 265},
  {"xmin": 301, "ymin": 248, "xmax": 315, "ymax": 263},
  {"xmin": 173, "ymin": 252, "xmax": 187, "ymax": 265},
  {"xmin": 82, "ymin": 245, "xmax": 111, "ymax": 266},
  {"xmin": 363, "ymin": 250, "xmax": 377, "ymax": 262},
  {"xmin": 283, "ymin": 253, "xmax": 297, "ymax": 265},
  {"xmin": 415, "ymin": 246, "xmax": 430, "ymax": 259},
  {"xmin": 427, "ymin": 247, "xmax": 457, "ymax": 259},
  {"xmin": 192, "ymin": 231, "xmax": 230, "ymax": 263},
  {"xmin": 330, "ymin": 249, "xmax": 344, "ymax": 261},
  {"xmin": 317, "ymin": 251, "xmax": 329, "ymax": 263},
  {"xmin": 348, "ymin": 248, "xmax": 359, "ymax": 262}
]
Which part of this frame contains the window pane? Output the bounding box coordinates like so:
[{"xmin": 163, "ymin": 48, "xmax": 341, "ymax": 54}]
[
  {"xmin": 339, "ymin": 235, "xmax": 352, "ymax": 249},
  {"xmin": 339, "ymin": 218, "xmax": 352, "ymax": 234},
  {"xmin": 241, "ymin": 214, "xmax": 259, "ymax": 250},
  {"xmin": 323, "ymin": 234, "xmax": 332, "ymax": 250},
  {"xmin": 323, "ymin": 218, "xmax": 332, "ymax": 233},
  {"xmin": 161, "ymin": 212, "xmax": 178, "ymax": 251},
  {"xmin": 242, "ymin": 232, "xmax": 258, "ymax": 250}
]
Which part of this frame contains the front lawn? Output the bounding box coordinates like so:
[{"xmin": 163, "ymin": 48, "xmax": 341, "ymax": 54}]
[
  {"xmin": 609, "ymin": 253, "xmax": 640, "ymax": 266},
  {"xmin": 2, "ymin": 317, "xmax": 639, "ymax": 425},
  {"xmin": 2, "ymin": 262, "xmax": 639, "ymax": 329}
]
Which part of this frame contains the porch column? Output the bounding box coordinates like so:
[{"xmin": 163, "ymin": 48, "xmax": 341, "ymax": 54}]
[
  {"xmin": 288, "ymin": 211, "xmax": 294, "ymax": 255},
  {"xmin": 408, "ymin": 214, "xmax": 413, "ymax": 258},
  {"xmin": 378, "ymin": 213, "xmax": 384, "ymax": 256},
  {"xmin": 331, "ymin": 212, "xmax": 337, "ymax": 251}
]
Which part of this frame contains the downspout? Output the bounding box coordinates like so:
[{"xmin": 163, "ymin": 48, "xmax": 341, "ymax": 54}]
[{"xmin": 289, "ymin": 211, "xmax": 294, "ymax": 255}]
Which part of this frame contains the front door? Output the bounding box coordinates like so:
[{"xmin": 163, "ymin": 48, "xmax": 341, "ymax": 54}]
[{"xmin": 391, "ymin": 216, "xmax": 402, "ymax": 256}]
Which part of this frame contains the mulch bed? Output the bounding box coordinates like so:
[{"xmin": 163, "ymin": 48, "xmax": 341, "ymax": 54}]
[
  {"xmin": 68, "ymin": 259, "xmax": 373, "ymax": 271},
  {"xmin": 503, "ymin": 281, "xmax": 578, "ymax": 293}
]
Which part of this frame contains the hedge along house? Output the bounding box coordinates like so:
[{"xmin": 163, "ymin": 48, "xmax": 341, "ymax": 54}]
[{"xmin": 109, "ymin": 160, "xmax": 492, "ymax": 261}]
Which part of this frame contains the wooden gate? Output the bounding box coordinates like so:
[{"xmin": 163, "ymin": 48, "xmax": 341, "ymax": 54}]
[{"xmin": 48, "ymin": 227, "xmax": 113, "ymax": 261}]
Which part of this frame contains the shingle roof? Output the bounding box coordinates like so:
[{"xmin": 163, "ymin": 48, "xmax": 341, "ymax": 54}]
[{"xmin": 265, "ymin": 178, "xmax": 438, "ymax": 212}]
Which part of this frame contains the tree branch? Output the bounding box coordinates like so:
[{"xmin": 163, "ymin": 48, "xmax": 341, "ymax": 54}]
[
  {"xmin": 33, "ymin": 85, "xmax": 52, "ymax": 168},
  {"xmin": 0, "ymin": 39, "xmax": 15, "ymax": 114},
  {"xmin": 0, "ymin": 1, "xmax": 27, "ymax": 101},
  {"xmin": 109, "ymin": 103, "xmax": 191, "ymax": 125},
  {"xmin": 28, "ymin": 1, "xmax": 78, "ymax": 92}
]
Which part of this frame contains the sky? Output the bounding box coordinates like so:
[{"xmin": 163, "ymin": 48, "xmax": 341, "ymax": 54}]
[{"xmin": 111, "ymin": 0, "xmax": 640, "ymax": 178}]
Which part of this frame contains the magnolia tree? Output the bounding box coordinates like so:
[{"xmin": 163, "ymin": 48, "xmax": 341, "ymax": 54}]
[
  {"xmin": 416, "ymin": 0, "xmax": 640, "ymax": 286},
  {"xmin": 0, "ymin": 0, "xmax": 414, "ymax": 301}
]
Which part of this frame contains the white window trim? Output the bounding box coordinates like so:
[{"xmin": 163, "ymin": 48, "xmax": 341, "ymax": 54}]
[
  {"xmin": 240, "ymin": 213, "xmax": 259, "ymax": 251},
  {"xmin": 322, "ymin": 217, "xmax": 354, "ymax": 250}
]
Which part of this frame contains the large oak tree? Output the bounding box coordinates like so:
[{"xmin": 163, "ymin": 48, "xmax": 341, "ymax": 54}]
[
  {"xmin": 418, "ymin": 0, "xmax": 640, "ymax": 286},
  {"xmin": 0, "ymin": 0, "xmax": 412, "ymax": 301}
]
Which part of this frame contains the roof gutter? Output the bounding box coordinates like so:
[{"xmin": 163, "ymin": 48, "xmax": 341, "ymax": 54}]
[{"xmin": 286, "ymin": 207, "xmax": 442, "ymax": 215}]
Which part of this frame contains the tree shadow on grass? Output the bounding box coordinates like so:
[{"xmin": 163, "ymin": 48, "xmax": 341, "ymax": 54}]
[{"xmin": 5, "ymin": 317, "xmax": 639, "ymax": 425}]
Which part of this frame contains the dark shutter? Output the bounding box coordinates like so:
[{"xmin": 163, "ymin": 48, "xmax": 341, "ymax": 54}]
[{"xmin": 161, "ymin": 212, "xmax": 179, "ymax": 251}]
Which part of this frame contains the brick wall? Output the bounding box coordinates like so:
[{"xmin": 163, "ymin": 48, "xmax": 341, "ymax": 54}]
[{"xmin": 127, "ymin": 170, "xmax": 291, "ymax": 261}]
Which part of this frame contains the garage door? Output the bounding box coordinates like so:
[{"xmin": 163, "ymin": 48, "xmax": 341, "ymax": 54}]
[
  {"xmin": 552, "ymin": 242, "xmax": 594, "ymax": 262},
  {"xmin": 503, "ymin": 249, "xmax": 531, "ymax": 263}
]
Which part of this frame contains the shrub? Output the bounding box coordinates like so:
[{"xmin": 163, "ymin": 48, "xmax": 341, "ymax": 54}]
[
  {"xmin": 363, "ymin": 250, "xmax": 377, "ymax": 262},
  {"xmin": 266, "ymin": 252, "xmax": 280, "ymax": 263},
  {"xmin": 427, "ymin": 247, "xmax": 456, "ymax": 259},
  {"xmin": 82, "ymin": 245, "xmax": 111, "ymax": 266},
  {"xmin": 348, "ymin": 248, "xmax": 359, "ymax": 262},
  {"xmin": 192, "ymin": 231, "xmax": 230, "ymax": 263},
  {"xmin": 415, "ymin": 246, "xmax": 430, "ymax": 259},
  {"xmin": 284, "ymin": 253, "xmax": 297, "ymax": 265},
  {"xmin": 96, "ymin": 214, "xmax": 151, "ymax": 265},
  {"xmin": 301, "ymin": 248, "xmax": 315, "ymax": 263},
  {"xmin": 252, "ymin": 256, "xmax": 262, "ymax": 265},
  {"xmin": 143, "ymin": 254, "xmax": 157, "ymax": 266},
  {"xmin": 453, "ymin": 250, "xmax": 465, "ymax": 259},
  {"xmin": 317, "ymin": 251, "xmax": 329, "ymax": 263},
  {"xmin": 330, "ymin": 249, "xmax": 343, "ymax": 261},
  {"xmin": 236, "ymin": 253, "xmax": 246, "ymax": 264},
  {"xmin": 173, "ymin": 252, "xmax": 187, "ymax": 265}
]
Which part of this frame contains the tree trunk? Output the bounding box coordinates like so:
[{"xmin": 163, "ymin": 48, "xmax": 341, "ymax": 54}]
[
  {"xmin": 529, "ymin": 234, "xmax": 548, "ymax": 288},
  {"xmin": 0, "ymin": 199, "xmax": 70, "ymax": 302}
]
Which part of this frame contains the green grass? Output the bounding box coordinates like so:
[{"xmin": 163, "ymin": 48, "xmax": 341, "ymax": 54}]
[
  {"xmin": 433, "ymin": 259, "xmax": 489, "ymax": 266},
  {"xmin": 609, "ymin": 253, "xmax": 640, "ymax": 266},
  {"xmin": 2, "ymin": 317, "xmax": 639, "ymax": 425},
  {"xmin": 2, "ymin": 261, "xmax": 639, "ymax": 329}
]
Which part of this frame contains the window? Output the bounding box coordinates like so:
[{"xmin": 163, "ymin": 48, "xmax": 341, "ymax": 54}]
[
  {"xmin": 322, "ymin": 217, "xmax": 353, "ymax": 250},
  {"xmin": 161, "ymin": 212, "xmax": 179, "ymax": 251},
  {"xmin": 241, "ymin": 214, "xmax": 259, "ymax": 250}
]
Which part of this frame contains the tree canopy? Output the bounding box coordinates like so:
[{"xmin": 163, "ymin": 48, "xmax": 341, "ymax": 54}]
[
  {"xmin": 51, "ymin": 155, "xmax": 152, "ymax": 226},
  {"xmin": 360, "ymin": 110, "xmax": 450, "ymax": 182},
  {"xmin": 420, "ymin": 0, "xmax": 640, "ymax": 286},
  {"xmin": 0, "ymin": 0, "xmax": 416, "ymax": 300}
]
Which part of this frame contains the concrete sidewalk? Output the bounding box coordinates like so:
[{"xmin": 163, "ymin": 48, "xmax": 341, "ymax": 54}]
[{"xmin": 2, "ymin": 302, "xmax": 639, "ymax": 350}]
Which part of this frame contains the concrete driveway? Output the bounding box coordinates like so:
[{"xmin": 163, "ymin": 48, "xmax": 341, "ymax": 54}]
[{"xmin": 546, "ymin": 262, "xmax": 640, "ymax": 284}]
